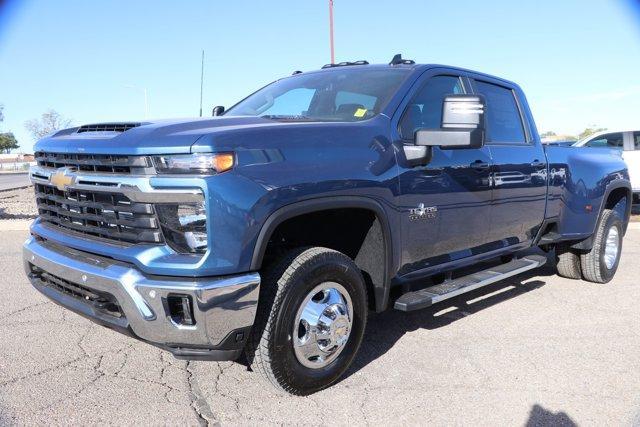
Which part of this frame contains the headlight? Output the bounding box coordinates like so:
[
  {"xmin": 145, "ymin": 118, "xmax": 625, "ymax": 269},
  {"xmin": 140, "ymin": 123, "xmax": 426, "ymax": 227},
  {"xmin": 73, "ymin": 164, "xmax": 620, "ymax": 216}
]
[
  {"xmin": 156, "ymin": 202, "xmax": 208, "ymax": 254},
  {"xmin": 153, "ymin": 153, "xmax": 234, "ymax": 174}
]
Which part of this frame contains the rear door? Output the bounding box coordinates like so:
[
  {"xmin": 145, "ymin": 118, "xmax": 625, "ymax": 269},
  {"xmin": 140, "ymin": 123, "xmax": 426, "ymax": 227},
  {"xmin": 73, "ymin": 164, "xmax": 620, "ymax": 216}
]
[{"xmin": 471, "ymin": 78, "xmax": 547, "ymax": 247}]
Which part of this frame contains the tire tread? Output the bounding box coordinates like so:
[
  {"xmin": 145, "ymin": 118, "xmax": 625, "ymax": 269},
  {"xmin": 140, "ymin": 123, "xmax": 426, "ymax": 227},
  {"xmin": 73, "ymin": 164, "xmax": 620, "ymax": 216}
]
[
  {"xmin": 580, "ymin": 209, "xmax": 620, "ymax": 283},
  {"xmin": 246, "ymin": 246, "xmax": 363, "ymax": 395},
  {"xmin": 556, "ymin": 244, "xmax": 582, "ymax": 279}
]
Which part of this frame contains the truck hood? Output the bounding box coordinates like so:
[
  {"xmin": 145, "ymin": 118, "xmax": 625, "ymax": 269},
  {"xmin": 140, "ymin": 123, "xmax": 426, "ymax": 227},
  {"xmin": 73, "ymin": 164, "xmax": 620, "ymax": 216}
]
[{"xmin": 34, "ymin": 116, "xmax": 311, "ymax": 155}]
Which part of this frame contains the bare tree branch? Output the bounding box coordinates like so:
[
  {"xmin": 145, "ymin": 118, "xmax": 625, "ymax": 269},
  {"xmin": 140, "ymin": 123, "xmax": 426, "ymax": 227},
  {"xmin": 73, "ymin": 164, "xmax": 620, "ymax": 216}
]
[{"xmin": 24, "ymin": 109, "xmax": 73, "ymax": 141}]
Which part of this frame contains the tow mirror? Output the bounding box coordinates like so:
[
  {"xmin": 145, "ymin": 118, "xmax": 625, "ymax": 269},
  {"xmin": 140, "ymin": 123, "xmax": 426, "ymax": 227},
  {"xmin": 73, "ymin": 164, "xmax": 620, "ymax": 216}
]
[
  {"xmin": 212, "ymin": 105, "xmax": 225, "ymax": 116},
  {"xmin": 415, "ymin": 94, "xmax": 485, "ymax": 149}
]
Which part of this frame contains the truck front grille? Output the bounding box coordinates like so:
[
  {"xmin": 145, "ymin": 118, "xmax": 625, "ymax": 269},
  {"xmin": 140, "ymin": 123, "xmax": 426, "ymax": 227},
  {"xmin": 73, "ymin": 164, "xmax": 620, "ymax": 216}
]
[
  {"xmin": 35, "ymin": 183, "xmax": 164, "ymax": 245},
  {"xmin": 35, "ymin": 152, "xmax": 154, "ymax": 174}
]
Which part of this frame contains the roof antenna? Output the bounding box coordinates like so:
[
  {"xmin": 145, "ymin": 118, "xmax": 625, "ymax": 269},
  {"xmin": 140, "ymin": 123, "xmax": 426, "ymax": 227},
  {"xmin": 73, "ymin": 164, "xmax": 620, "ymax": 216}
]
[{"xmin": 389, "ymin": 53, "xmax": 415, "ymax": 65}]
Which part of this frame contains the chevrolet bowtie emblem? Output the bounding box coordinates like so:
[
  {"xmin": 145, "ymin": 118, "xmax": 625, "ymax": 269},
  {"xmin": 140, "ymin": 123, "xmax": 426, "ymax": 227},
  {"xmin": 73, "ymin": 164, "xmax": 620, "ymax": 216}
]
[{"xmin": 50, "ymin": 168, "xmax": 77, "ymax": 192}]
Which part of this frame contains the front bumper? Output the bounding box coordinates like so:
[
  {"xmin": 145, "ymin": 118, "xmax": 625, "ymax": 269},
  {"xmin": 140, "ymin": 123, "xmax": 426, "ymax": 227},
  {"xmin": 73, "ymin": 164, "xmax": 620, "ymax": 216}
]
[{"xmin": 23, "ymin": 236, "xmax": 260, "ymax": 361}]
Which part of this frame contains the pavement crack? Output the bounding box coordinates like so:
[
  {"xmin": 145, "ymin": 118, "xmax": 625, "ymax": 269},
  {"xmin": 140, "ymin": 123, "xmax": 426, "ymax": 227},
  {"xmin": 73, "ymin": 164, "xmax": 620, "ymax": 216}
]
[
  {"xmin": 0, "ymin": 355, "xmax": 90, "ymax": 388},
  {"xmin": 0, "ymin": 301, "xmax": 49, "ymax": 321},
  {"xmin": 39, "ymin": 369, "xmax": 105, "ymax": 412},
  {"xmin": 186, "ymin": 361, "xmax": 220, "ymax": 426}
]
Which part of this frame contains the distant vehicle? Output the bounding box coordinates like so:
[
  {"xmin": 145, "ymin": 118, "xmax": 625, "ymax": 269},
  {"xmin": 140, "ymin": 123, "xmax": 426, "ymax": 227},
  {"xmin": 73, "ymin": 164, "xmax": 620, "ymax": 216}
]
[
  {"xmin": 542, "ymin": 140, "xmax": 575, "ymax": 147},
  {"xmin": 573, "ymin": 130, "xmax": 640, "ymax": 203},
  {"xmin": 24, "ymin": 57, "xmax": 633, "ymax": 395}
]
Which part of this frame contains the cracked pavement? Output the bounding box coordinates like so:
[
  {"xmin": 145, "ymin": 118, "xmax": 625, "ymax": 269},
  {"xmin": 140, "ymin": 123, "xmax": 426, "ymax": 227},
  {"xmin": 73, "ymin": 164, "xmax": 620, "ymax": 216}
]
[{"xmin": 1, "ymin": 227, "xmax": 640, "ymax": 425}]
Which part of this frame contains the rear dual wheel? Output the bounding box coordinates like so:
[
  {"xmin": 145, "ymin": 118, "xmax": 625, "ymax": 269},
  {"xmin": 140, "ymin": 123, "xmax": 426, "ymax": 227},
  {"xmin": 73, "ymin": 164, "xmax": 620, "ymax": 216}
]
[
  {"xmin": 580, "ymin": 209, "xmax": 623, "ymax": 283},
  {"xmin": 555, "ymin": 209, "xmax": 623, "ymax": 284},
  {"xmin": 555, "ymin": 243, "xmax": 582, "ymax": 279}
]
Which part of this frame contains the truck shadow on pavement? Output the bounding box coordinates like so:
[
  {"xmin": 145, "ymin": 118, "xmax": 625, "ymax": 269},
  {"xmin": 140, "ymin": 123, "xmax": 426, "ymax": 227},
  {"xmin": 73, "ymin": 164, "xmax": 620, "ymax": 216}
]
[
  {"xmin": 343, "ymin": 252, "xmax": 558, "ymax": 381},
  {"xmin": 525, "ymin": 404, "xmax": 577, "ymax": 426}
]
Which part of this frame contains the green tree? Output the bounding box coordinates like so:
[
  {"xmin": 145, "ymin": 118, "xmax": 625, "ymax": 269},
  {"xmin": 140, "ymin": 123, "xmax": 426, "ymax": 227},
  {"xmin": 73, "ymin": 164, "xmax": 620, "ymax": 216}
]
[
  {"xmin": 0, "ymin": 132, "xmax": 19, "ymax": 154},
  {"xmin": 578, "ymin": 126, "xmax": 607, "ymax": 140},
  {"xmin": 24, "ymin": 109, "xmax": 72, "ymax": 141},
  {"xmin": 0, "ymin": 104, "xmax": 4, "ymax": 123}
]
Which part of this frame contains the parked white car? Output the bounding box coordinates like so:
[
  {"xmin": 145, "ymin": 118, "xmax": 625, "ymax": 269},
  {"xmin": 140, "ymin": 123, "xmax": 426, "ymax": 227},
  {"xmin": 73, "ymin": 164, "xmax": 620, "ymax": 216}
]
[{"xmin": 573, "ymin": 130, "xmax": 640, "ymax": 204}]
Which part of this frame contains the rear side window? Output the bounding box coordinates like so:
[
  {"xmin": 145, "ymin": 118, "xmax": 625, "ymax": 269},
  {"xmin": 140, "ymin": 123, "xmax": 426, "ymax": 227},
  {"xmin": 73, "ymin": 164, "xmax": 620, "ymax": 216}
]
[
  {"xmin": 585, "ymin": 133, "xmax": 624, "ymax": 150},
  {"xmin": 634, "ymin": 132, "xmax": 640, "ymax": 150},
  {"xmin": 474, "ymin": 81, "xmax": 526, "ymax": 144}
]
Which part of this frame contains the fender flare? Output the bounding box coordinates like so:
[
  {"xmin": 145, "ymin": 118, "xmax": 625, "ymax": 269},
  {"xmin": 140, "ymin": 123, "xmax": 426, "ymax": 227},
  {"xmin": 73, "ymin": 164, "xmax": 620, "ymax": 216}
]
[
  {"xmin": 599, "ymin": 180, "xmax": 632, "ymax": 232},
  {"xmin": 250, "ymin": 196, "xmax": 395, "ymax": 312},
  {"xmin": 572, "ymin": 180, "xmax": 632, "ymax": 250}
]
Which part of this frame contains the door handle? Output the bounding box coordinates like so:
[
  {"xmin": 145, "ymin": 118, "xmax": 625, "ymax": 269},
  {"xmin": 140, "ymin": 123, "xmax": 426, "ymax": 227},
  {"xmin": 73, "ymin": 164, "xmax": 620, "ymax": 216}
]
[
  {"xmin": 470, "ymin": 160, "xmax": 490, "ymax": 170},
  {"xmin": 530, "ymin": 160, "xmax": 546, "ymax": 169}
]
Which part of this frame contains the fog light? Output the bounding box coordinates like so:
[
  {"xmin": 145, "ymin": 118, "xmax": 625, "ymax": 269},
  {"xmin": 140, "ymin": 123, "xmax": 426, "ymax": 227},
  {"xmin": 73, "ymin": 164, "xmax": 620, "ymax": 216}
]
[
  {"xmin": 167, "ymin": 294, "xmax": 195, "ymax": 326},
  {"xmin": 156, "ymin": 202, "xmax": 208, "ymax": 254}
]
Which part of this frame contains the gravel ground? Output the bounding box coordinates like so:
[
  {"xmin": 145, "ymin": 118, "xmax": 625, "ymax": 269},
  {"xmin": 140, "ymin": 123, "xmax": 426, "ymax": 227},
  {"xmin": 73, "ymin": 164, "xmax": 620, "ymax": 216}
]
[{"xmin": 0, "ymin": 186, "xmax": 37, "ymax": 220}]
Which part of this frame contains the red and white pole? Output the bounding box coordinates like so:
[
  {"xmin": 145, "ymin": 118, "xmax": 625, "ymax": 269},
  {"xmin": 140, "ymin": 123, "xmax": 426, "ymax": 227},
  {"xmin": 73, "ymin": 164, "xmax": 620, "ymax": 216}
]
[{"xmin": 329, "ymin": 0, "xmax": 335, "ymax": 64}]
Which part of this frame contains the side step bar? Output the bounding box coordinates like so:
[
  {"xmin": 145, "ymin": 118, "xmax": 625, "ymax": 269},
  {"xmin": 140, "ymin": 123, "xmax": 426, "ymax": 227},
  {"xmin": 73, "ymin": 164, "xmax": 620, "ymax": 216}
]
[{"xmin": 394, "ymin": 254, "xmax": 547, "ymax": 312}]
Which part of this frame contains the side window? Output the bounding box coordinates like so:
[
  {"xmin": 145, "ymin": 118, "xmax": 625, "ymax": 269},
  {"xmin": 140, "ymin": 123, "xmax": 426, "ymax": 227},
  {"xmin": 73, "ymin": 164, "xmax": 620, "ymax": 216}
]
[
  {"xmin": 585, "ymin": 133, "xmax": 624, "ymax": 150},
  {"xmin": 634, "ymin": 132, "xmax": 640, "ymax": 150},
  {"xmin": 398, "ymin": 75, "xmax": 464, "ymax": 139},
  {"xmin": 474, "ymin": 81, "xmax": 526, "ymax": 144}
]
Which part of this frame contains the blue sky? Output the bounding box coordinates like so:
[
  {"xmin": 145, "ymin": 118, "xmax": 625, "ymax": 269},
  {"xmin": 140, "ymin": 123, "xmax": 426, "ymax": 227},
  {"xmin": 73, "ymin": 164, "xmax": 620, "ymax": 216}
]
[{"xmin": 1, "ymin": 0, "xmax": 640, "ymax": 152}]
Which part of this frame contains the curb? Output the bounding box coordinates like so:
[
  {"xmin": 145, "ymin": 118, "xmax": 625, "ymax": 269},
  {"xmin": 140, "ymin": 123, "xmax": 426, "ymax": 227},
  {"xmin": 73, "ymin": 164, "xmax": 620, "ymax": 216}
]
[{"xmin": 0, "ymin": 185, "xmax": 32, "ymax": 193}]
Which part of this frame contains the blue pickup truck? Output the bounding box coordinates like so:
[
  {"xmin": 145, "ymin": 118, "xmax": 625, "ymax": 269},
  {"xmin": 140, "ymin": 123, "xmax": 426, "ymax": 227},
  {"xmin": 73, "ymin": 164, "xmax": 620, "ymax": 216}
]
[{"xmin": 24, "ymin": 55, "xmax": 632, "ymax": 395}]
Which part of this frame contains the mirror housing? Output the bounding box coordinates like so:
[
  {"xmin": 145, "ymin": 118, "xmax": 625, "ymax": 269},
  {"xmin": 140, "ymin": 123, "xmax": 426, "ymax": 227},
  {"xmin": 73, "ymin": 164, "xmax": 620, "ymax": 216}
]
[
  {"xmin": 212, "ymin": 105, "xmax": 225, "ymax": 116},
  {"xmin": 415, "ymin": 94, "xmax": 485, "ymax": 149}
]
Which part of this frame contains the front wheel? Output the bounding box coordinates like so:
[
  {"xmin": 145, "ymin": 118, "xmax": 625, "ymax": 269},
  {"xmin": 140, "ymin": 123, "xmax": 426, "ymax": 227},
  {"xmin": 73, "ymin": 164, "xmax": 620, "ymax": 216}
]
[
  {"xmin": 246, "ymin": 247, "xmax": 368, "ymax": 395},
  {"xmin": 580, "ymin": 209, "xmax": 623, "ymax": 283}
]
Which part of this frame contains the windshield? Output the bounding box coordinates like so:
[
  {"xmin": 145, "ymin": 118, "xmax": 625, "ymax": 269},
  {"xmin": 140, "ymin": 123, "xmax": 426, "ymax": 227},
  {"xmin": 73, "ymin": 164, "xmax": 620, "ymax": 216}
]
[{"xmin": 225, "ymin": 68, "xmax": 410, "ymax": 122}]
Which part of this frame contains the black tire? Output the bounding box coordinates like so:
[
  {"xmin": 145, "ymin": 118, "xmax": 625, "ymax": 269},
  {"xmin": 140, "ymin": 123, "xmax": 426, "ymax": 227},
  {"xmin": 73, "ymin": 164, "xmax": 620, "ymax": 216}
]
[
  {"xmin": 555, "ymin": 243, "xmax": 582, "ymax": 279},
  {"xmin": 246, "ymin": 247, "xmax": 368, "ymax": 395},
  {"xmin": 580, "ymin": 209, "xmax": 623, "ymax": 283}
]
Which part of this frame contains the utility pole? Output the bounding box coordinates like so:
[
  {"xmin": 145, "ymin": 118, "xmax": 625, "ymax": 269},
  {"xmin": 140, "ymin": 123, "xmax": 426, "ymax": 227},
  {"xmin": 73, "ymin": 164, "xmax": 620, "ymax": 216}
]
[
  {"xmin": 199, "ymin": 50, "xmax": 204, "ymax": 117},
  {"xmin": 329, "ymin": 0, "xmax": 335, "ymax": 64}
]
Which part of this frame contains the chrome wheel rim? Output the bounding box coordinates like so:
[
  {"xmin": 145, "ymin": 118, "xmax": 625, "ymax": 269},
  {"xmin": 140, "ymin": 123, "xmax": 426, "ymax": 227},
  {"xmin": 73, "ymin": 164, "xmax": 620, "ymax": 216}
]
[
  {"xmin": 604, "ymin": 225, "xmax": 620, "ymax": 270},
  {"xmin": 292, "ymin": 282, "xmax": 353, "ymax": 369}
]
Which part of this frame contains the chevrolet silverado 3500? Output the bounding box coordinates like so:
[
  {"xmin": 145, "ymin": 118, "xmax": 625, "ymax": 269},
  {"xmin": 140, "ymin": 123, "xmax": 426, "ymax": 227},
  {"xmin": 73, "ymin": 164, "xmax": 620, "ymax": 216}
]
[{"xmin": 24, "ymin": 56, "xmax": 632, "ymax": 395}]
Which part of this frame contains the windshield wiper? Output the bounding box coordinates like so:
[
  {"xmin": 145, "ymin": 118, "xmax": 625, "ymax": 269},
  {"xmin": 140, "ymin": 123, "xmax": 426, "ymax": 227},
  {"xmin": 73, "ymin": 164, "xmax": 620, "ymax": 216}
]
[{"xmin": 260, "ymin": 115, "xmax": 314, "ymax": 121}]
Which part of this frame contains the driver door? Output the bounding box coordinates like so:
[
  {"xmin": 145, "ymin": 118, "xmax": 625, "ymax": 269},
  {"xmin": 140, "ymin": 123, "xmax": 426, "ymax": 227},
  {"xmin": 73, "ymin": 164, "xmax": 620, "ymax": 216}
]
[{"xmin": 395, "ymin": 73, "xmax": 493, "ymax": 276}]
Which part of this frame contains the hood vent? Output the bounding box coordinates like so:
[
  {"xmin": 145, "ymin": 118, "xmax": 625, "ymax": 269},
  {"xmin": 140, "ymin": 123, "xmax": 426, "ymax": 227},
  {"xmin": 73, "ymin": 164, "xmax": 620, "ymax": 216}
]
[{"xmin": 77, "ymin": 123, "xmax": 141, "ymax": 133}]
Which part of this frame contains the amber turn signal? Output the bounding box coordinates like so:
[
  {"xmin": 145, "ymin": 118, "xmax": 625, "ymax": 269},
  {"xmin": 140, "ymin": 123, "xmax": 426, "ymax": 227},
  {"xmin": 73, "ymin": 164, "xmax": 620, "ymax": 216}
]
[{"xmin": 212, "ymin": 153, "xmax": 235, "ymax": 173}]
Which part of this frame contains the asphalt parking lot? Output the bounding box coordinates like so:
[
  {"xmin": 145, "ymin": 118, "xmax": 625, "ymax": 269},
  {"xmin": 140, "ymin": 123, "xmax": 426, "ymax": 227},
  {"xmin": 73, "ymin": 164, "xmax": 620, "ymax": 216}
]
[
  {"xmin": 0, "ymin": 173, "xmax": 30, "ymax": 192},
  {"xmin": 1, "ymin": 224, "xmax": 640, "ymax": 425}
]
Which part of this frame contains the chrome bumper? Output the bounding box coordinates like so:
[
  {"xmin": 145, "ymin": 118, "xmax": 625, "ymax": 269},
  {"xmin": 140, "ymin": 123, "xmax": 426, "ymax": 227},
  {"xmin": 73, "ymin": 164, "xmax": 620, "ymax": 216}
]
[{"xmin": 23, "ymin": 236, "xmax": 260, "ymax": 360}]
